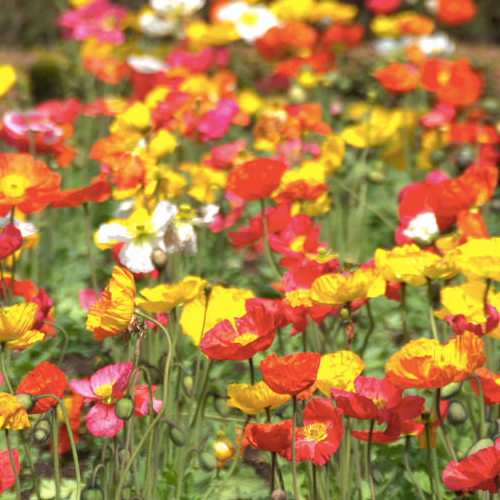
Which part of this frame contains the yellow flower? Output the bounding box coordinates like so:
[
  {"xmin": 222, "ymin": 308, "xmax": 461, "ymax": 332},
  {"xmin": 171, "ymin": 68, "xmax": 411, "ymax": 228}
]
[
  {"xmin": 185, "ymin": 165, "xmax": 227, "ymax": 204},
  {"xmin": 0, "ymin": 393, "xmax": 30, "ymax": 430},
  {"xmin": 375, "ymin": 245, "xmax": 458, "ymax": 286},
  {"xmin": 435, "ymin": 281, "xmax": 500, "ymax": 339},
  {"xmin": 226, "ymin": 381, "xmax": 291, "ymax": 415},
  {"xmin": 307, "ymin": 1, "xmax": 357, "ymax": 22},
  {"xmin": 148, "ymin": 130, "xmax": 177, "ymax": 158},
  {"xmin": 180, "ymin": 285, "xmax": 254, "ymax": 346},
  {"xmin": 237, "ymin": 89, "xmax": 263, "ymax": 115},
  {"xmin": 86, "ymin": 266, "xmax": 136, "ymax": 341},
  {"xmin": 456, "ymin": 238, "xmax": 500, "ymax": 282},
  {"xmin": 136, "ymin": 276, "xmax": 208, "ymax": 313},
  {"xmin": 110, "ymin": 102, "xmax": 151, "ymax": 136},
  {"xmin": 271, "ymin": 0, "xmax": 315, "ymax": 21},
  {"xmin": 0, "ymin": 65, "xmax": 16, "ymax": 99},
  {"xmin": 316, "ymin": 351, "xmax": 365, "ymax": 395},
  {"xmin": 0, "ymin": 302, "xmax": 43, "ymax": 350},
  {"xmin": 320, "ymin": 135, "xmax": 345, "ymax": 174},
  {"xmin": 311, "ymin": 268, "xmax": 386, "ymax": 306}
]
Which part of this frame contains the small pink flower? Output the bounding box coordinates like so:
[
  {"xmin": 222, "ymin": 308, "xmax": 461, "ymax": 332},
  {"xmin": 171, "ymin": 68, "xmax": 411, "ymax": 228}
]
[{"xmin": 70, "ymin": 362, "xmax": 133, "ymax": 437}]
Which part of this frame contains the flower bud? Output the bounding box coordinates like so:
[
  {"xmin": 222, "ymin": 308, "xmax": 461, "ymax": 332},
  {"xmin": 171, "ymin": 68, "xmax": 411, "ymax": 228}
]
[
  {"xmin": 151, "ymin": 247, "xmax": 168, "ymax": 271},
  {"xmin": 429, "ymin": 148, "xmax": 447, "ymax": 166},
  {"xmin": 213, "ymin": 396, "xmax": 231, "ymax": 418},
  {"xmin": 199, "ymin": 452, "xmax": 217, "ymax": 472},
  {"xmin": 288, "ymin": 84, "xmax": 307, "ymax": 104},
  {"xmin": 339, "ymin": 307, "xmax": 350, "ymax": 321},
  {"xmin": 169, "ymin": 426, "xmax": 186, "ymax": 447},
  {"xmin": 466, "ymin": 438, "xmax": 494, "ymax": 457},
  {"xmin": 446, "ymin": 400, "xmax": 468, "ymax": 425},
  {"xmin": 114, "ymin": 396, "xmax": 135, "ymax": 420},
  {"xmin": 33, "ymin": 419, "xmax": 51, "ymax": 443},
  {"xmin": 441, "ymin": 382, "xmax": 462, "ymax": 399},
  {"xmin": 16, "ymin": 393, "xmax": 35, "ymax": 412},
  {"xmin": 182, "ymin": 375, "xmax": 194, "ymax": 397},
  {"xmin": 81, "ymin": 487, "xmax": 104, "ymax": 500}
]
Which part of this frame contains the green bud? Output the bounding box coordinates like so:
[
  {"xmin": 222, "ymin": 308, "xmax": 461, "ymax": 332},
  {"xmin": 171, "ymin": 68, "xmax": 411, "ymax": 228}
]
[
  {"xmin": 481, "ymin": 97, "xmax": 500, "ymax": 114},
  {"xmin": 16, "ymin": 393, "xmax": 35, "ymax": 412},
  {"xmin": 466, "ymin": 438, "xmax": 494, "ymax": 457},
  {"xmin": 169, "ymin": 426, "xmax": 186, "ymax": 447},
  {"xmin": 367, "ymin": 170, "xmax": 385, "ymax": 184},
  {"xmin": 455, "ymin": 147, "xmax": 474, "ymax": 170},
  {"xmin": 339, "ymin": 307, "xmax": 350, "ymax": 321},
  {"xmin": 446, "ymin": 400, "xmax": 468, "ymax": 426},
  {"xmin": 151, "ymin": 247, "xmax": 168, "ymax": 270},
  {"xmin": 199, "ymin": 452, "xmax": 217, "ymax": 472},
  {"xmin": 114, "ymin": 396, "xmax": 135, "ymax": 420},
  {"xmin": 441, "ymin": 382, "xmax": 462, "ymax": 399},
  {"xmin": 213, "ymin": 397, "xmax": 231, "ymax": 418},
  {"xmin": 429, "ymin": 148, "xmax": 447, "ymax": 166},
  {"xmin": 183, "ymin": 376, "xmax": 194, "ymax": 397},
  {"xmin": 81, "ymin": 487, "xmax": 104, "ymax": 500},
  {"xmin": 33, "ymin": 419, "xmax": 52, "ymax": 443}
]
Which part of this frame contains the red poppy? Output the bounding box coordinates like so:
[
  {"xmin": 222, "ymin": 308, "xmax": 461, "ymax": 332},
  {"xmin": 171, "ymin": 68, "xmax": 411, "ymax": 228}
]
[
  {"xmin": 0, "ymin": 224, "xmax": 22, "ymax": 260},
  {"xmin": 226, "ymin": 158, "xmax": 287, "ymax": 201},
  {"xmin": 470, "ymin": 367, "xmax": 500, "ymax": 406},
  {"xmin": 244, "ymin": 420, "xmax": 293, "ymax": 453},
  {"xmin": 444, "ymin": 304, "xmax": 499, "ymax": 337},
  {"xmin": 0, "ymin": 448, "xmax": 20, "ymax": 494},
  {"xmin": 320, "ymin": 24, "xmax": 364, "ymax": 52},
  {"xmin": 435, "ymin": 0, "xmax": 476, "ymax": 27},
  {"xmin": 374, "ymin": 63, "xmax": 419, "ymax": 94},
  {"xmin": 259, "ymin": 352, "xmax": 321, "ymax": 396},
  {"xmin": 199, "ymin": 304, "xmax": 277, "ymax": 360},
  {"xmin": 16, "ymin": 362, "xmax": 67, "ymax": 414},
  {"xmin": 56, "ymin": 390, "xmax": 84, "ymax": 455},
  {"xmin": 51, "ymin": 173, "xmax": 111, "ymax": 208},
  {"xmin": 365, "ymin": 0, "xmax": 401, "ymax": 14},
  {"xmin": 421, "ymin": 58, "xmax": 483, "ymax": 107},
  {"xmin": 280, "ymin": 398, "xmax": 343, "ymax": 466},
  {"xmin": 442, "ymin": 439, "xmax": 500, "ymax": 494},
  {"xmin": 331, "ymin": 376, "xmax": 424, "ymax": 435}
]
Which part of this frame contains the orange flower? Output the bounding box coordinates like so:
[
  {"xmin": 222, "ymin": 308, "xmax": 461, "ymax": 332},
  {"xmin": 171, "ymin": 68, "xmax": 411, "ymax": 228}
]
[
  {"xmin": 435, "ymin": 0, "xmax": 476, "ymax": 27},
  {"xmin": 0, "ymin": 302, "xmax": 44, "ymax": 350},
  {"xmin": 86, "ymin": 266, "xmax": 135, "ymax": 341},
  {"xmin": 226, "ymin": 158, "xmax": 287, "ymax": 201},
  {"xmin": 51, "ymin": 173, "xmax": 111, "ymax": 208},
  {"xmin": 0, "ymin": 153, "xmax": 61, "ymax": 215},
  {"xmin": 16, "ymin": 362, "xmax": 67, "ymax": 414},
  {"xmin": 259, "ymin": 352, "xmax": 321, "ymax": 396},
  {"xmin": 386, "ymin": 331, "xmax": 486, "ymax": 389},
  {"xmin": 374, "ymin": 63, "xmax": 419, "ymax": 94}
]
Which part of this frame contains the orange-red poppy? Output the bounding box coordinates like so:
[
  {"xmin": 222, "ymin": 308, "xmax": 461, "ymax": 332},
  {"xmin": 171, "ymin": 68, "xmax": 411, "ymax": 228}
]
[{"xmin": 374, "ymin": 63, "xmax": 420, "ymax": 94}]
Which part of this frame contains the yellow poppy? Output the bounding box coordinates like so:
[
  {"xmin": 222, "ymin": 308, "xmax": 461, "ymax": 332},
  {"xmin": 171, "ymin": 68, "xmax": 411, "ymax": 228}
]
[
  {"xmin": 316, "ymin": 351, "xmax": 365, "ymax": 395},
  {"xmin": 226, "ymin": 381, "xmax": 291, "ymax": 415},
  {"xmin": 0, "ymin": 393, "xmax": 30, "ymax": 430},
  {"xmin": 0, "ymin": 302, "xmax": 43, "ymax": 350}
]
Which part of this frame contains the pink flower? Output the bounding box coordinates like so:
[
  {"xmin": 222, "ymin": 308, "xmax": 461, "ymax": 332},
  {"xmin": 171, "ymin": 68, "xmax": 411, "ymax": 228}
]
[
  {"xmin": 197, "ymin": 99, "xmax": 240, "ymax": 142},
  {"xmin": 70, "ymin": 362, "xmax": 134, "ymax": 437},
  {"xmin": 133, "ymin": 385, "xmax": 163, "ymax": 416}
]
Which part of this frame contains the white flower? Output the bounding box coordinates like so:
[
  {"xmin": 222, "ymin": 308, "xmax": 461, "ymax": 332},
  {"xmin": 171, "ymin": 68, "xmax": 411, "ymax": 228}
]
[
  {"xmin": 216, "ymin": 1, "xmax": 280, "ymax": 43},
  {"xmin": 127, "ymin": 55, "xmax": 169, "ymax": 74},
  {"xmin": 96, "ymin": 201, "xmax": 178, "ymax": 273},
  {"xmin": 0, "ymin": 212, "xmax": 38, "ymax": 238},
  {"xmin": 139, "ymin": 11, "xmax": 179, "ymax": 37},
  {"xmin": 150, "ymin": 0, "xmax": 204, "ymax": 17},
  {"xmin": 403, "ymin": 212, "xmax": 440, "ymax": 247},
  {"xmin": 417, "ymin": 33, "xmax": 455, "ymax": 56}
]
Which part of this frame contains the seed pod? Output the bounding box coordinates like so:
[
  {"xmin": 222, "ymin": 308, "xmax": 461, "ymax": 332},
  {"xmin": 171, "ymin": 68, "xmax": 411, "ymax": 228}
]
[
  {"xmin": 429, "ymin": 148, "xmax": 447, "ymax": 167},
  {"xmin": 169, "ymin": 426, "xmax": 186, "ymax": 447},
  {"xmin": 151, "ymin": 247, "xmax": 168, "ymax": 271},
  {"xmin": 466, "ymin": 438, "xmax": 494, "ymax": 457},
  {"xmin": 455, "ymin": 147, "xmax": 474, "ymax": 171},
  {"xmin": 213, "ymin": 396, "xmax": 230, "ymax": 418},
  {"xmin": 441, "ymin": 382, "xmax": 462, "ymax": 399},
  {"xmin": 81, "ymin": 487, "xmax": 104, "ymax": 500},
  {"xmin": 114, "ymin": 396, "xmax": 135, "ymax": 420},
  {"xmin": 446, "ymin": 400, "xmax": 468, "ymax": 425},
  {"xmin": 182, "ymin": 376, "xmax": 194, "ymax": 397},
  {"xmin": 33, "ymin": 419, "xmax": 51, "ymax": 443},
  {"xmin": 199, "ymin": 452, "xmax": 217, "ymax": 472}
]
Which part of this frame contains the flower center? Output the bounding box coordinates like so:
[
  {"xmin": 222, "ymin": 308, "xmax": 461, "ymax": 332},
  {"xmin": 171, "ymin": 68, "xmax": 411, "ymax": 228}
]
[
  {"xmin": 301, "ymin": 422, "xmax": 327, "ymax": 442},
  {"xmin": 290, "ymin": 235, "xmax": 307, "ymax": 253},
  {"xmin": 1, "ymin": 175, "xmax": 29, "ymax": 199},
  {"xmin": 95, "ymin": 382, "xmax": 116, "ymax": 405},
  {"xmin": 373, "ymin": 398, "xmax": 387, "ymax": 409},
  {"xmin": 239, "ymin": 11, "xmax": 259, "ymax": 27},
  {"xmin": 285, "ymin": 289, "xmax": 313, "ymax": 308},
  {"xmin": 233, "ymin": 332, "xmax": 258, "ymax": 346}
]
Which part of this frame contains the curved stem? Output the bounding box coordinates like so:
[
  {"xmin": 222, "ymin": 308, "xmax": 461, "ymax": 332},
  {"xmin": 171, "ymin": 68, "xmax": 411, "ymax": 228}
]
[
  {"xmin": 4, "ymin": 429, "xmax": 21, "ymax": 500},
  {"xmin": 52, "ymin": 410, "xmax": 61, "ymax": 500},
  {"xmin": 403, "ymin": 436, "xmax": 427, "ymax": 500},
  {"xmin": 114, "ymin": 310, "xmax": 173, "ymax": 500},
  {"xmin": 43, "ymin": 320, "xmax": 69, "ymax": 367}
]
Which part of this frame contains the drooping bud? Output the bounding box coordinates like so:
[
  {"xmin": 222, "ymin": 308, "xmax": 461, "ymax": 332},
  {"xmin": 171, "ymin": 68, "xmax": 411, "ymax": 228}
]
[
  {"xmin": 16, "ymin": 393, "xmax": 35, "ymax": 412},
  {"xmin": 33, "ymin": 419, "xmax": 51, "ymax": 443},
  {"xmin": 114, "ymin": 396, "xmax": 135, "ymax": 420}
]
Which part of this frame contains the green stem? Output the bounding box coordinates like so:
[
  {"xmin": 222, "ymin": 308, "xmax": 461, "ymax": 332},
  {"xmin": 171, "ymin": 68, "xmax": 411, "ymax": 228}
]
[
  {"xmin": 4, "ymin": 429, "xmax": 21, "ymax": 500},
  {"xmin": 360, "ymin": 301, "xmax": 375, "ymax": 357},
  {"xmin": 471, "ymin": 374, "xmax": 487, "ymax": 437},
  {"xmin": 259, "ymin": 199, "xmax": 282, "ymax": 282},
  {"xmin": 52, "ymin": 410, "xmax": 61, "ymax": 500},
  {"xmin": 340, "ymin": 416, "xmax": 352, "ymax": 500},
  {"xmin": 403, "ymin": 436, "xmax": 427, "ymax": 500},
  {"xmin": 435, "ymin": 388, "xmax": 458, "ymax": 461},
  {"xmin": 0, "ymin": 344, "xmax": 14, "ymax": 393},
  {"xmin": 367, "ymin": 420, "xmax": 376, "ymax": 500},
  {"xmin": 248, "ymin": 357, "xmax": 255, "ymax": 385},
  {"xmin": 401, "ymin": 283, "xmax": 409, "ymax": 344},
  {"xmin": 83, "ymin": 202, "xmax": 99, "ymax": 300},
  {"xmin": 427, "ymin": 281, "xmax": 440, "ymax": 341},
  {"xmin": 312, "ymin": 464, "xmax": 318, "ymax": 500},
  {"xmin": 114, "ymin": 310, "xmax": 173, "ymax": 500}
]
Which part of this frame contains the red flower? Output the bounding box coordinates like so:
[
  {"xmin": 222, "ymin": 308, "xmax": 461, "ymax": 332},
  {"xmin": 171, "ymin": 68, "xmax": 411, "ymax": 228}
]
[
  {"xmin": 259, "ymin": 352, "xmax": 321, "ymax": 396},
  {"xmin": 331, "ymin": 376, "xmax": 425, "ymax": 435},
  {"xmin": 435, "ymin": 0, "xmax": 476, "ymax": 27},
  {"xmin": 0, "ymin": 224, "xmax": 22, "ymax": 260},
  {"xmin": 0, "ymin": 448, "xmax": 20, "ymax": 494},
  {"xmin": 374, "ymin": 63, "xmax": 419, "ymax": 94},
  {"xmin": 226, "ymin": 158, "xmax": 287, "ymax": 201},
  {"xmin": 52, "ymin": 173, "xmax": 111, "ymax": 208},
  {"xmin": 470, "ymin": 368, "xmax": 500, "ymax": 406},
  {"xmin": 244, "ymin": 420, "xmax": 293, "ymax": 453},
  {"xmin": 365, "ymin": 0, "xmax": 401, "ymax": 14},
  {"xmin": 16, "ymin": 362, "xmax": 67, "ymax": 414},
  {"xmin": 56, "ymin": 390, "xmax": 83, "ymax": 454},
  {"xmin": 443, "ymin": 439, "xmax": 500, "ymax": 494},
  {"xmin": 281, "ymin": 398, "xmax": 343, "ymax": 466},
  {"xmin": 199, "ymin": 304, "xmax": 277, "ymax": 360}
]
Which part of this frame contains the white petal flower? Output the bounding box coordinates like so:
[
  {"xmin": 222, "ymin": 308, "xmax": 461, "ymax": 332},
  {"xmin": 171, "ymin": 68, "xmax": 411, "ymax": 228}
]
[
  {"xmin": 403, "ymin": 212, "xmax": 440, "ymax": 246},
  {"xmin": 119, "ymin": 240, "xmax": 156, "ymax": 274},
  {"xmin": 96, "ymin": 222, "xmax": 130, "ymax": 246},
  {"xmin": 151, "ymin": 200, "xmax": 178, "ymax": 234}
]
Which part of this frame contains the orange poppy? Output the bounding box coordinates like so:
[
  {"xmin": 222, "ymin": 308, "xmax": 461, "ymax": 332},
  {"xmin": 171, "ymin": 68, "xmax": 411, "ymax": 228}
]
[
  {"xmin": 435, "ymin": 0, "xmax": 476, "ymax": 27},
  {"xmin": 374, "ymin": 63, "xmax": 420, "ymax": 94}
]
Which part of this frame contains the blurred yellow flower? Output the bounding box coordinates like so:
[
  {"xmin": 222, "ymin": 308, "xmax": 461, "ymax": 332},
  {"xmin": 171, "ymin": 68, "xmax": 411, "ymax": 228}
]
[
  {"xmin": 180, "ymin": 286, "xmax": 254, "ymax": 346},
  {"xmin": 111, "ymin": 102, "xmax": 151, "ymax": 135},
  {"xmin": 136, "ymin": 276, "xmax": 208, "ymax": 313},
  {"xmin": 311, "ymin": 268, "xmax": 386, "ymax": 306},
  {"xmin": 0, "ymin": 65, "xmax": 16, "ymax": 99},
  {"xmin": 320, "ymin": 135, "xmax": 345, "ymax": 174},
  {"xmin": 148, "ymin": 130, "xmax": 177, "ymax": 158},
  {"xmin": 0, "ymin": 302, "xmax": 43, "ymax": 350},
  {"xmin": 144, "ymin": 165, "xmax": 188, "ymax": 200},
  {"xmin": 456, "ymin": 238, "xmax": 500, "ymax": 282},
  {"xmin": 186, "ymin": 165, "xmax": 227, "ymax": 204},
  {"xmin": 316, "ymin": 351, "xmax": 365, "ymax": 396},
  {"xmin": 226, "ymin": 381, "xmax": 291, "ymax": 415},
  {"xmin": 0, "ymin": 393, "xmax": 30, "ymax": 430}
]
